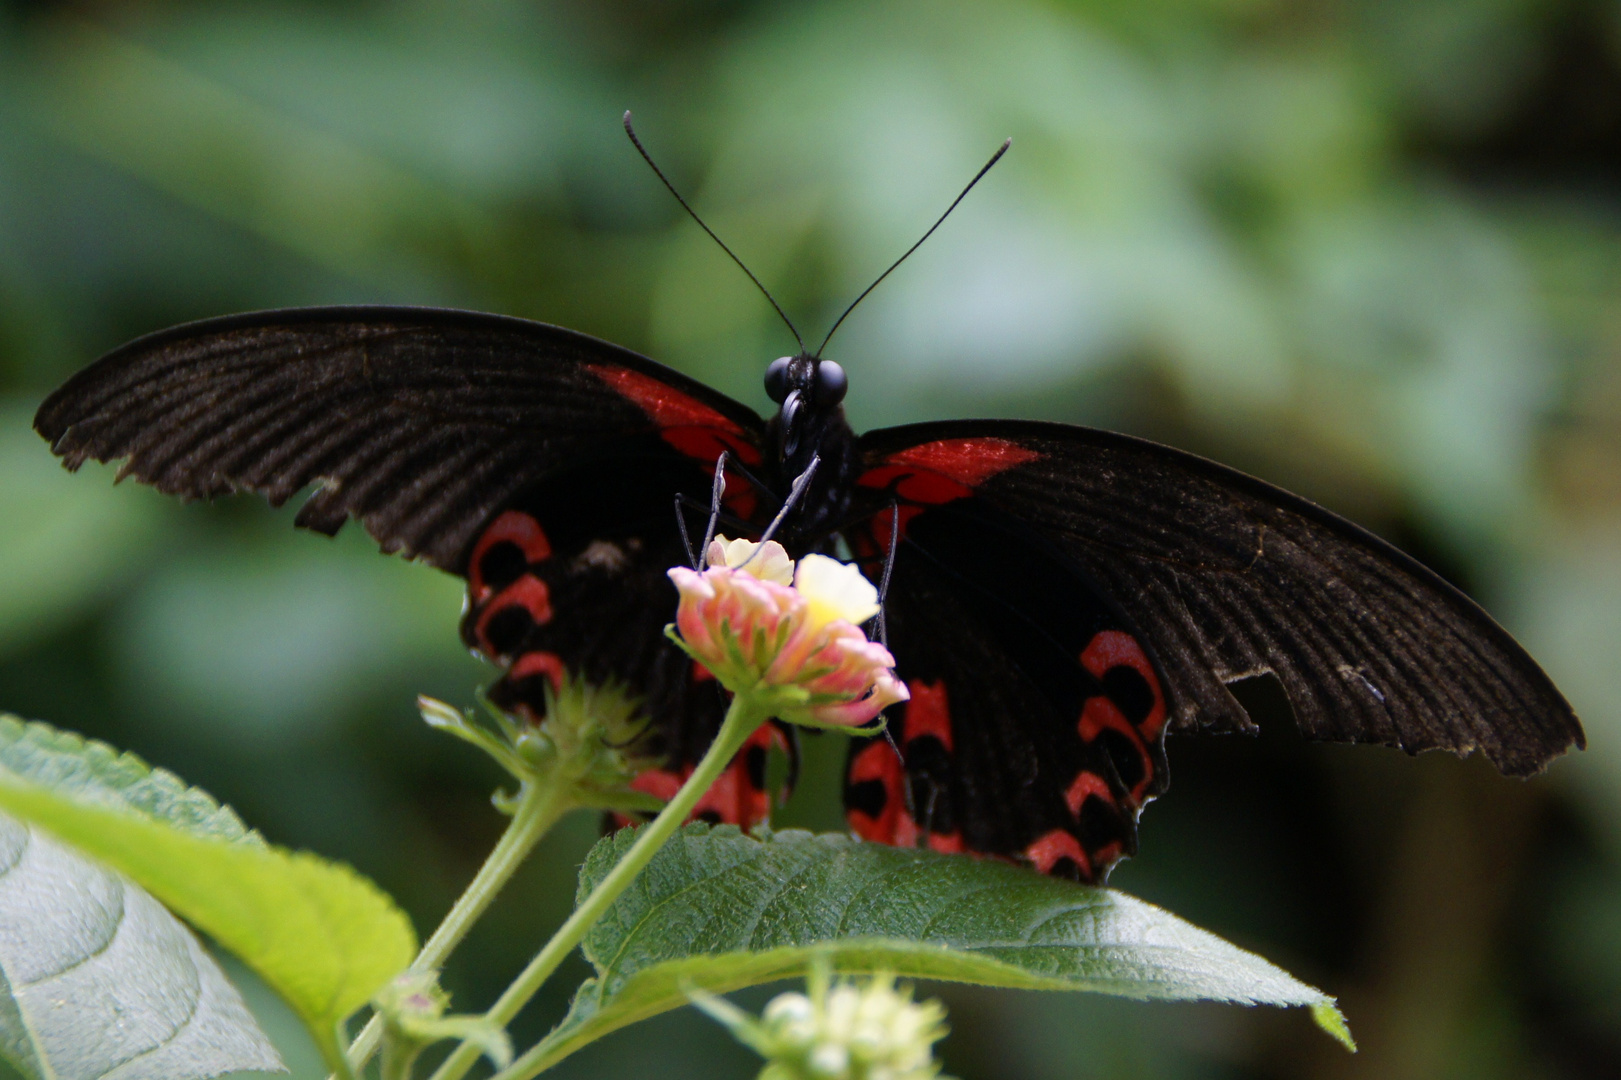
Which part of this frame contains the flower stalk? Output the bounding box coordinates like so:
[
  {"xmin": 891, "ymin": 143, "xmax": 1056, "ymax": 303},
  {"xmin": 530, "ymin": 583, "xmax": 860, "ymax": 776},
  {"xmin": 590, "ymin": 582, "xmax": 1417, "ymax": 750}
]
[
  {"xmin": 429, "ymin": 691, "xmax": 771, "ymax": 1080},
  {"xmin": 343, "ymin": 681, "xmax": 659, "ymax": 1076},
  {"xmin": 419, "ymin": 539, "xmax": 903, "ymax": 1080}
]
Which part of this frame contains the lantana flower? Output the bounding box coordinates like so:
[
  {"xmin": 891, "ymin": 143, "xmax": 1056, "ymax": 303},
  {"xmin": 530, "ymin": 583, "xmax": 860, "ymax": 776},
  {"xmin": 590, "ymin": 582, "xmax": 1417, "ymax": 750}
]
[
  {"xmin": 692, "ymin": 966, "xmax": 953, "ymax": 1080},
  {"xmin": 666, "ymin": 536, "xmax": 907, "ymax": 728}
]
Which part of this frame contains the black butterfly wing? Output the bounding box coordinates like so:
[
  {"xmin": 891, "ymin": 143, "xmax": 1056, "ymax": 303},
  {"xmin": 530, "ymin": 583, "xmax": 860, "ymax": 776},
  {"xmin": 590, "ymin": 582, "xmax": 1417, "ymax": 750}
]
[
  {"xmin": 36, "ymin": 305, "xmax": 785, "ymax": 824},
  {"xmin": 853, "ymin": 420, "xmax": 1583, "ymax": 779},
  {"xmin": 845, "ymin": 494, "xmax": 1170, "ymax": 883},
  {"xmin": 34, "ymin": 306, "xmax": 767, "ymax": 569}
]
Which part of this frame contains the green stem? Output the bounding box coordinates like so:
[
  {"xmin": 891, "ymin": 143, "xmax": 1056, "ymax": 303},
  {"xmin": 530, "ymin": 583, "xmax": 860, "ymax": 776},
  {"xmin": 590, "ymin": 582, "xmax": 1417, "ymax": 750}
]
[
  {"xmin": 378, "ymin": 1034, "xmax": 417, "ymax": 1080},
  {"xmin": 329, "ymin": 1021, "xmax": 361, "ymax": 1080},
  {"xmin": 428, "ymin": 694, "xmax": 768, "ymax": 1080},
  {"xmin": 343, "ymin": 780, "xmax": 573, "ymax": 1075}
]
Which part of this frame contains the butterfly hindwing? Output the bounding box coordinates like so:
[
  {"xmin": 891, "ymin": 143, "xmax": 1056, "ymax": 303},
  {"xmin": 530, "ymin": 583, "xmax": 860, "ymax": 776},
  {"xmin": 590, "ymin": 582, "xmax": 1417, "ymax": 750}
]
[
  {"xmin": 845, "ymin": 495, "xmax": 1169, "ymax": 883},
  {"xmin": 854, "ymin": 421, "xmax": 1583, "ymax": 778}
]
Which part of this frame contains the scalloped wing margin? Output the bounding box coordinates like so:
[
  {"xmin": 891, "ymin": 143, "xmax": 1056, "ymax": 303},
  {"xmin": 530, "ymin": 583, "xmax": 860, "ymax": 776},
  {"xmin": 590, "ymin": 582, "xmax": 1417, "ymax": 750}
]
[
  {"xmin": 856, "ymin": 420, "xmax": 1583, "ymax": 777},
  {"xmin": 34, "ymin": 306, "xmax": 766, "ymax": 572}
]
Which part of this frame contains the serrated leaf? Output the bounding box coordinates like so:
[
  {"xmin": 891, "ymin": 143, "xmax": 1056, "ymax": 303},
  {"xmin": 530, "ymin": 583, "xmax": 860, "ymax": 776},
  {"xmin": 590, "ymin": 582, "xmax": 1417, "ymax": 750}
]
[
  {"xmin": 529, "ymin": 825, "xmax": 1350, "ymax": 1070},
  {"xmin": 0, "ymin": 717, "xmax": 258, "ymax": 845},
  {"xmin": 0, "ymin": 813, "xmax": 282, "ymax": 1080},
  {"xmin": 0, "ymin": 718, "xmax": 416, "ymax": 1069}
]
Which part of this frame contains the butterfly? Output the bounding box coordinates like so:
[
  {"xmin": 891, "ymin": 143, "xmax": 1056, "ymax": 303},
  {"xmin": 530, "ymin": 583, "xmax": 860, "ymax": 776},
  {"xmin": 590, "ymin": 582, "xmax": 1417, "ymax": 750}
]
[{"xmin": 32, "ymin": 126, "xmax": 1584, "ymax": 885}]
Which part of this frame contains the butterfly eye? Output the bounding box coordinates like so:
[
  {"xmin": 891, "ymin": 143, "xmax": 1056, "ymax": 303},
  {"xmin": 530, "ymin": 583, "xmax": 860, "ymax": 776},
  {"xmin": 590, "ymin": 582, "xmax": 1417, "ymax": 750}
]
[
  {"xmin": 813, "ymin": 360, "xmax": 847, "ymax": 406},
  {"xmin": 764, "ymin": 357, "xmax": 793, "ymax": 403}
]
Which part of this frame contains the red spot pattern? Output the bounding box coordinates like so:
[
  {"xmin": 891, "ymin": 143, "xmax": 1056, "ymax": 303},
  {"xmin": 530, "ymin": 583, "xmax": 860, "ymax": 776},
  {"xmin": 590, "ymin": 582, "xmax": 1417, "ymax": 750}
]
[
  {"xmin": 926, "ymin": 831, "xmax": 964, "ymax": 854},
  {"xmin": 886, "ymin": 437, "xmax": 1043, "ymax": 486},
  {"xmin": 690, "ymin": 661, "xmax": 715, "ymax": 683},
  {"xmin": 474, "ymin": 575, "xmax": 553, "ymax": 657},
  {"xmin": 865, "ymin": 504, "xmax": 927, "ymax": 555},
  {"xmin": 1076, "ymin": 697, "xmax": 1153, "ymax": 805},
  {"xmin": 1080, "ymin": 631, "xmax": 1166, "ymax": 738},
  {"xmin": 469, "ymin": 511, "xmax": 552, "ymax": 602},
  {"xmin": 622, "ymin": 725, "xmax": 786, "ymax": 830},
  {"xmin": 587, "ymin": 364, "xmax": 762, "ymax": 466},
  {"xmin": 1025, "ymin": 829, "xmax": 1090, "ymax": 878},
  {"xmin": 847, "ymin": 740, "xmax": 908, "ymax": 844},
  {"xmin": 1064, "ymin": 771, "xmax": 1113, "ymax": 818},
  {"xmin": 509, "ymin": 651, "xmax": 566, "ymax": 692},
  {"xmin": 901, "ymin": 680, "xmax": 953, "ymax": 750},
  {"xmin": 857, "ymin": 438, "xmax": 1040, "ymax": 551}
]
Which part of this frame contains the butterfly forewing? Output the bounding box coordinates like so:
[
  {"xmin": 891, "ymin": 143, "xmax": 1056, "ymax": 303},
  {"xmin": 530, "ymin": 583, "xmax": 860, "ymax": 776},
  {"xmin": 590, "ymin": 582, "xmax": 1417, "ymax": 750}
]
[
  {"xmin": 34, "ymin": 306, "xmax": 766, "ymax": 570},
  {"xmin": 35, "ymin": 306, "xmax": 788, "ymax": 828},
  {"xmin": 855, "ymin": 421, "xmax": 1583, "ymax": 778}
]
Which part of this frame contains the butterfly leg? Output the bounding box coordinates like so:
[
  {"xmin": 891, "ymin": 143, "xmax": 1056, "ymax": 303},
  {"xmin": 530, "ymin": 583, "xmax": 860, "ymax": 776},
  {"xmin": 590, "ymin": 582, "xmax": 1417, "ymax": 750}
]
[
  {"xmin": 674, "ymin": 494, "xmax": 698, "ymax": 568},
  {"xmin": 698, "ymin": 452, "xmax": 729, "ymax": 567},
  {"xmin": 741, "ymin": 454, "xmax": 820, "ymax": 564}
]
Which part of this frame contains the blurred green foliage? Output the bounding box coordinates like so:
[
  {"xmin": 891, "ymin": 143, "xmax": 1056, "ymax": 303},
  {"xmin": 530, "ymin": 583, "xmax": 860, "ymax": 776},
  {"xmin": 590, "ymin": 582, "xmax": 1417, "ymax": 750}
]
[{"xmin": 0, "ymin": 0, "xmax": 1618, "ymax": 1076}]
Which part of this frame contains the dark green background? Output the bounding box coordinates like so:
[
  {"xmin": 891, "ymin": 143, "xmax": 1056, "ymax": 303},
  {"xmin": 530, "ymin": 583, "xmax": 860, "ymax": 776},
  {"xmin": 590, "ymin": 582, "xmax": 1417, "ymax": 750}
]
[{"xmin": 0, "ymin": 1, "xmax": 1617, "ymax": 1077}]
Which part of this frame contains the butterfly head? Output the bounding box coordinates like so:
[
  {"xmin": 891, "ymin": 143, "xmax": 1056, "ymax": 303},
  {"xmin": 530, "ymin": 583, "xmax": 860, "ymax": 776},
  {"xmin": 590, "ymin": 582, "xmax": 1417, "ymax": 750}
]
[{"xmin": 765, "ymin": 353, "xmax": 847, "ymax": 460}]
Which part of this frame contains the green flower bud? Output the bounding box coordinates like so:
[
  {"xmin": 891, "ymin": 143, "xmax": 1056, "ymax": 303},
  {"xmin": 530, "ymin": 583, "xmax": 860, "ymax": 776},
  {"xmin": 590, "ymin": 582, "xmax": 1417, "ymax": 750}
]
[{"xmin": 693, "ymin": 965, "xmax": 952, "ymax": 1080}]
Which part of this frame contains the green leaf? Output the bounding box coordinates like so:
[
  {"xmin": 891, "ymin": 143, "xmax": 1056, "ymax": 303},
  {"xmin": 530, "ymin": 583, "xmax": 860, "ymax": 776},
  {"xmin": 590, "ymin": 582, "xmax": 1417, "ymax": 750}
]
[
  {"xmin": 0, "ymin": 716, "xmax": 258, "ymax": 845},
  {"xmin": 0, "ymin": 813, "xmax": 282, "ymax": 1079},
  {"xmin": 532, "ymin": 825, "xmax": 1352, "ymax": 1071},
  {"xmin": 0, "ymin": 717, "xmax": 417, "ymax": 1069}
]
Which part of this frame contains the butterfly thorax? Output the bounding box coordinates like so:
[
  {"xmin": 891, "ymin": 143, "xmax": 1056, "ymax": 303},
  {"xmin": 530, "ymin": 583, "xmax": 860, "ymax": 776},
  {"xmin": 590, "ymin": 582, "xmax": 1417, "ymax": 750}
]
[
  {"xmin": 762, "ymin": 352, "xmax": 860, "ymax": 548},
  {"xmin": 765, "ymin": 403, "xmax": 861, "ymax": 548}
]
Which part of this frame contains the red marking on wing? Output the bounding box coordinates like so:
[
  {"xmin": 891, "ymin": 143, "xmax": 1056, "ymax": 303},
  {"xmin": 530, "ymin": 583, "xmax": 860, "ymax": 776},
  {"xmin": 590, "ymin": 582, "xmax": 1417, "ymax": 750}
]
[
  {"xmin": 1065, "ymin": 771, "xmax": 1113, "ymax": 818},
  {"xmin": 858, "ymin": 463, "xmax": 973, "ymax": 505},
  {"xmin": 659, "ymin": 425, "xmax": 765, "ymax": 468},
  {"xmin": 901, "ymin": 680, "xmax": 953, "ymax": 751},
  {"xmin": 587, "ymin": 364, "xmax": 762, "ymax": 466},
  {"xmin": 866, "ymin": 504, "xmax": 926, "ymax": 555},
  {"xmin": 720, "ymin": 471, "xmax": 759, "ymax": 521},
  {"xmin": 847, "ymin": 740, "xmax": 907, "ymax": 843},
  {"xmin": 1077, "ymin": 696, "xmax": 1153, "ymax": 804},
  {"xmin": 1025, "ymin": 829, "xmax": 1091, "ymax": 878},
  {"xmin": 469, "ymin": 511, "xmax": 552, "ymax": 601},
  {"xmin": 510, "ymin": 651, "xmax": 566, "ymax": 692},
  {"xmin": 628, "ymin": 768, "xmax": 683, "ymax": 803},
  {"xmin": 926, "ymin": 831, "xmax": 964, "ymax": 854},
  {"xmin": 475, "ymin": 575, "xmax": 554, "ymax": 657},
  {"xmin": 622, "ymin": 725, "xmax": 782, "ymax": 830},
  {"xmin": 691, "ymin": 661, "xmax": 715, "ymax": 683},
  {"xmin": 886, "ymin": 437, "xmax": 1042, "ymax": 485},
  {"xmin": 1081, "ymin": 630, "xmax": 1166, "ymax": 739},
  {"xmin": 857, "ymin": 438, "xmax": 1040, "ymax": 551}
]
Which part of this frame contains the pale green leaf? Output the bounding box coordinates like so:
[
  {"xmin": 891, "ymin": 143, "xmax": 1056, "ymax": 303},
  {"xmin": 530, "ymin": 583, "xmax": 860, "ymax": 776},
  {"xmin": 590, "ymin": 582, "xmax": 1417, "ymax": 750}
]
[
  {"xmin": 0, "ymin": 813, "xmax": 282, "ymax": 1080},
  {"xmin": 0, "ymin": 719, "xmax": 415, "ymax": 1069}
]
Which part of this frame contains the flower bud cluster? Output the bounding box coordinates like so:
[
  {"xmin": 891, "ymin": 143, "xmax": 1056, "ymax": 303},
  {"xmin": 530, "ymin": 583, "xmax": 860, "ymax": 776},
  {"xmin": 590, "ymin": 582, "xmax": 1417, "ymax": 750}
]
[
  {"xmin": 695, "ymin": 967, "xmax": 952, "ymax": 1080},
  {"xmin": 418, "ymin": 677, "xmax": 660, "ymax": 815},
  {"xmin": 666, "ymin": 537, "xmax": 908, "ymax": 728}
]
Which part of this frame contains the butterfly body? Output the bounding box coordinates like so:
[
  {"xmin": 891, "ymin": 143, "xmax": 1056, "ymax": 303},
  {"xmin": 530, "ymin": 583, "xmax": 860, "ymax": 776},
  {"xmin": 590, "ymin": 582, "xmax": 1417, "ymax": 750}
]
[{"xmin": 35, "ymin": 305, "xmax": 1584, "ymax": 883}]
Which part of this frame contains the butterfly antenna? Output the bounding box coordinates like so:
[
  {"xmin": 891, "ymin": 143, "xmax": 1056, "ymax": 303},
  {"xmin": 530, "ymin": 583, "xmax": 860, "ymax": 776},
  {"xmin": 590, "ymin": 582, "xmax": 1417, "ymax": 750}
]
[
  {"xmin": 816, "ymin": 138, "xmax": 1011, "ymax": 357},
  {"xmin": 624, "ymin": 112, "xmax": 806, "ymax": 353}
]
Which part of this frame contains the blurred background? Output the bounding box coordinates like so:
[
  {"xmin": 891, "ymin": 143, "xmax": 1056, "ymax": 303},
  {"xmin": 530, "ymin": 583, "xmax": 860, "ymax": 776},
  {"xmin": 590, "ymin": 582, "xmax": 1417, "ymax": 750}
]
[{"xmin": 0, "ymin": 0, "xmax": 1618, "ymax": 1076}]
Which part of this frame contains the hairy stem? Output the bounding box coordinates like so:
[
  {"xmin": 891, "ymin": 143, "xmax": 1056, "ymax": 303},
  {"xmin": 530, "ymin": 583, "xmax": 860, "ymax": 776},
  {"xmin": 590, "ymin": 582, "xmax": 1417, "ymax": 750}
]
[
  {"xmin": 344, "ymin": 780, "xmax": 572, "ymax": 1074},
  {"xmin": 430, "ymin": 694, "xmax": 767, "ymax": 1080}
]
